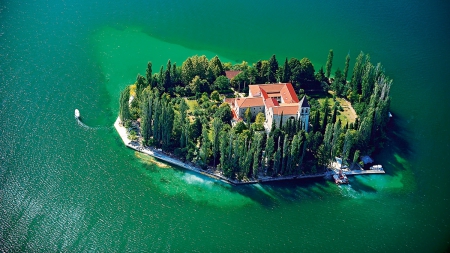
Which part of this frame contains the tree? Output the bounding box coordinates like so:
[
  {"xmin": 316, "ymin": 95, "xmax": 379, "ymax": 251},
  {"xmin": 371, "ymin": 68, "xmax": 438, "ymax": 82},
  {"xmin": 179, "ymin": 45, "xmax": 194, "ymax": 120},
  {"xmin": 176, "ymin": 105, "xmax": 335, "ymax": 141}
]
[
  {"xmin": 273, "ymin": 139, "xmax": 282, "ymax": 176},
  {"xmin": 281, "ymin": 134, "xmax": 290, "ymax": 175},
  {"xmin": 213, "ymin": 75, "xmax": 229, "ymax": 91},
  {"xmin": 312, "ymin": 110, "xmax": 320, "ymax": 132},
  {"xmin": 267, "ymin": 55, "xmax": 278, "ymax": 83},
  {"xmin": 119, "ymin": 86, "xmax": 131, "ymax": 122},
  {"xmin": 212, "ymin": 118, "xmax": 223, "ymax": 167},
  {"xmin": 343, "ymin": 53, "xmax": 350, "ymax": 83},
  {"xmin": 321, "ymin": 99, "xmax": 329, "ymax": 133},
  {"xmin": 209, "ymin": 55, "xmax": 225, "ymax": 79},
  {"xmin": 210, "ymin": 90, "xmax": 220, "ymax": 102},
  {"xmin": 244, "ymin": 108, "xmax": 252, "ymax": 124},
  {"xmin": 199, "ymin": 124, "xmax": 211, "ymax": 167},
  {"xmin": 353, "ymin": 150, "xmax": 360, "ymax": 165},
  {"xmin": 181, "ymin": 57, "xmax": 195, "ymax": 85},
  {"xmin": 189, "ymin": 75, "xmax": 203, "ymax": 94},
  {"xmin": 325, "ymin": 49, "xmax": 334, "ymax": 78},
  {"xmin": 331, "ymin": 106, "xmax": 337, "ymax": 124},
  {"xmin": 332, "ymin": 68, "xmax": 344, "ymax": 96},
  {"xmin": 146, "ymin": 62, "xmax": 153, "ymax": 87},
  {"xmin": 163, "ymin": 60, "xmax": 172, "ymax": 92},
  {"xmin": 214, "ymin": 103, "xmax": 233, "ymax": 124},
  {"xmin": 265, "ymin": 136, "xmax": 275, "ymax": 173},
  {"xmin": 135, "ymin": 74, "xmax": 146, "ymax": 102},
  {"xmin": 350, "ymin": 51, "xmax": 365, "ymax": 95},
  {"xmin": 252, "ymin": 112, "xmax": 265, "ymax": 131},
  {"xmin": 361, "ymin": 61, "xmax": 374, "ymax": 101},
  {"xmin": 190, "ymin": 117, "xmax": 202, "ymax": 142},
  {"xmin": 140, "ymin": 88, "xmax": 153, "ymax": 144},
  {"xmin": 315, "ymin": 66, "xmax": 326, "ymax": 83},
  {"xmin": 299, "ymin": 58, "xmax": 316, "ymax": 87},
  {"xmin": 282, "ymin": 57, "xmax": 291, "ymax": 83}
]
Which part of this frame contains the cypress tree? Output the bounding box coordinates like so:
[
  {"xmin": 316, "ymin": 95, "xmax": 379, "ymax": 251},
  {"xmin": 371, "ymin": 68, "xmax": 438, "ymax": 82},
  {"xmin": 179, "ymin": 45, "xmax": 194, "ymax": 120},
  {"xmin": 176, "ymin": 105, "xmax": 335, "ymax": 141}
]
[
  {"xmin": 325, "ymin": 49, "xmax": 334, "ymax": 79},
  {"xmin": 321, "ymin": 106, "xmax": 328, "ymax": 133},
  {"xmin": 119, "ymin": 86, "xmax": 131, "ymax": 122},
  {"xmin": 282, "ymin": 57, "xmax": 291, "ymax": 83},
  {"xmin": 140, "ymin": 89, "xmax": 153, "ymax": 144},
  {"xmin": 212, "ymin": 118, "xmax": 223, "ymax": 168},
  {"xmin": 343, "ymin": 54, "xmax": 350, "ymax": 83},
  {"xmin": 312, "ymin": 110, "xmax": 320, "ymax": 132},
  {"xmin": 146, "ymin": 62, "xmax": 153, "ymax": 87},
  {"xmin": 331, "ymin": 106, "xmax": 337, "ymax": 124},
  {"xmin": 268, "ymin": 54, "xmax": 279, "ymax": 83},
  {"xmin": 265, "ymin": 136, "xmax": 275, "ymax": 173}
]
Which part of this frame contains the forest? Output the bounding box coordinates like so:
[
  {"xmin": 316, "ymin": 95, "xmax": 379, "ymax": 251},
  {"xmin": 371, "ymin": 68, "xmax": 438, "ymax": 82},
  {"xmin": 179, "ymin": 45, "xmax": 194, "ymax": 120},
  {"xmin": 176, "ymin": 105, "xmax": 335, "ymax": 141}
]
[{"xmin": 118, "ymin": 51, "xmax": 392, "ymax": 180}]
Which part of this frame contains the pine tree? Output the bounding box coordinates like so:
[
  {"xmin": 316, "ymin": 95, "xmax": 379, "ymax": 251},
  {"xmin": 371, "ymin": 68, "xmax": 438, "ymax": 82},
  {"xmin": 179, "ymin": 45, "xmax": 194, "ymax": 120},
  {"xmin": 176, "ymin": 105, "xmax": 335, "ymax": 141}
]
[{"xmin": 325, "ymin": 49, "xmax": 334, "ymax": 78}]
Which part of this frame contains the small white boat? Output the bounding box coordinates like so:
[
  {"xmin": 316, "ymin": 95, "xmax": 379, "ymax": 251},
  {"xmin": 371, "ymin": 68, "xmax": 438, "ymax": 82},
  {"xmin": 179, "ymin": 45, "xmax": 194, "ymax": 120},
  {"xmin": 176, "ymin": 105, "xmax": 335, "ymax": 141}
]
[
  {"xmin": 75, "ymin": 109, "xmax": 80, "ymax": 118},
  {"xmin": 370, "ymin": 165, "xmax": 383, "ymax": 171}
]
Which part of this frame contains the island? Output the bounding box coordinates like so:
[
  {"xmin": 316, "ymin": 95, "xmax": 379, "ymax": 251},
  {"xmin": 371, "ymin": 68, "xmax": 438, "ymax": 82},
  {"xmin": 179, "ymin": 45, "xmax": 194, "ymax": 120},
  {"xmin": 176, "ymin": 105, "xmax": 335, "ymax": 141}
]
[{"xmin": 115, "ymin": 51, "xmax": 391, "ymax": 185}]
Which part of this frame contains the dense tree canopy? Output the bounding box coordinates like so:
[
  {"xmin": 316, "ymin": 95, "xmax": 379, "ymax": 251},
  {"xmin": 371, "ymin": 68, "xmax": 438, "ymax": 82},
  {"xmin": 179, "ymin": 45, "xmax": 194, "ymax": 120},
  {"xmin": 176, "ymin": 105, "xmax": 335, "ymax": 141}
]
[{"xmin": 118, "ymin": 51, "xmax": 392, "ymax": 181}]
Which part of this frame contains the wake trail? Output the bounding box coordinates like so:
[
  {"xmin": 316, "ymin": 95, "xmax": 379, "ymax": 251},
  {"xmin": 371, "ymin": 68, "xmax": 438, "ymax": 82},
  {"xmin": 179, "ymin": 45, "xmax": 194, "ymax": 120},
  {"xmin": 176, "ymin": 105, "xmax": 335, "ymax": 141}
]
[{"xmin": 75, "ymin": 112, "xmax": 114, "ymax": 131}]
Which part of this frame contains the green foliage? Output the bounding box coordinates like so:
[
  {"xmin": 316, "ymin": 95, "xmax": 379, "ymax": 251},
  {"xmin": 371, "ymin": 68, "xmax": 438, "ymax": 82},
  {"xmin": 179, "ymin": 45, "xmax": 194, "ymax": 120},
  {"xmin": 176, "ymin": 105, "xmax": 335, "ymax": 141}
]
[
  {"xmin": 343, "ymin": 54, "xmax": 350, "ymax": 83},
  {"xmin": 119, "ymin": 86, "xmax": 131, "ymax": 122},
  {"xmin": 146, "ymin": 62, "xmax": 153, "ymax": 87},
  {"xmin": 213, "ymin": 75, "xmax": 230, "ymax": 91},
  {"xmin": 252, "ymin": 112, "xmax": 265, "ymax": 131},
  {"xmin": 268, "ymin": 54, "xmax": 279, "ymax": 83},
  {"xmin": 282, "ymin": 57, "xmax": 291, "ymax": 83},
  {"xmin": 119, "ymin": 51, "xmax": 392, "ymax": 181},
  {"xmin": 325, "ymin": 49, "xmax": 333, "ymax": 78}
]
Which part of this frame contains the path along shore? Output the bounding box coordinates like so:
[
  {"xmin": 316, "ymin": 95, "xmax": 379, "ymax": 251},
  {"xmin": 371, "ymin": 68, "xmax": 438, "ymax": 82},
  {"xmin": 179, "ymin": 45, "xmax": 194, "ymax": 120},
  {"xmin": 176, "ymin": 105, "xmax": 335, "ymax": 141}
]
[{"xmin": 114, "ymin": 117, "xmax": 384, "ymax": 185}]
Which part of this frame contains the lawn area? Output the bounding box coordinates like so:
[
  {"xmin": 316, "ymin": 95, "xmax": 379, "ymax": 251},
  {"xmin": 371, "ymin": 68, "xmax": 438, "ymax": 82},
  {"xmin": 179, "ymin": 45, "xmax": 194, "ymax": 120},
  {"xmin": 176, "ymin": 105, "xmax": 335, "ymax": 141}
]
[{"xmin": 315, "ymin": 91, "xmax": 357, "ymax": 125}]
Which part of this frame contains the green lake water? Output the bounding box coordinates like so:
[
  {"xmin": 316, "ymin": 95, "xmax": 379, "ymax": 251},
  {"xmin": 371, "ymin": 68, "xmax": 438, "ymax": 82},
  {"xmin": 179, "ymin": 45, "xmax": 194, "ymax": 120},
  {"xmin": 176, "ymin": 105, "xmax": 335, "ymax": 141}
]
[{"xmin": 1, "ymin": 0, "xmax": 449, "ymax": 252}]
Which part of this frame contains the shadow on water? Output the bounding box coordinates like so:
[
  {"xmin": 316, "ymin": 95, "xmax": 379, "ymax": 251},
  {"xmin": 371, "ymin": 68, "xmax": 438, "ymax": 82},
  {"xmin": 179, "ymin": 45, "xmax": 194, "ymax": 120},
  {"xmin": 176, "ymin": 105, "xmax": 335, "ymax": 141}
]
[
  {"xmin": 241, "ymin": 178, "xmax": 335, "ymax": 206},
  {"xmin": 347, "ymin": 176, "xmax": 378, "ymax": 193},
  {"xmin": 374, "ymin": 112, "xmax": 414, "ymax": 175}
]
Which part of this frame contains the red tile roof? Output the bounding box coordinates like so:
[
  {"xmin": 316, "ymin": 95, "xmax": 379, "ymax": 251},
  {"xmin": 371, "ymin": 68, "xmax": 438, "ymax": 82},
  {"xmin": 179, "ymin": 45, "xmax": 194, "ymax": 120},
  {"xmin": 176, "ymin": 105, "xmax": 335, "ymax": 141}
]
[
  {"xmin": 272, "ymin": 105, "xmax": 299, "ymax": 115},
  {"xmin": 225, "ymin": 71, "xmax": 241, "ymax": 80},
  {"xmin": 249, "ymin": 83, "xmax": 298, "ymax": 104},
  {"xmin": 264, "ymin": 98, "xmax": 279, "ymax": 109},
  {"xmin": 235, "ymin": 97, "xmax": 265, "ymax": 108},
  {"xmin": 260, "ymin": 88, "xmax": 269, "ymax": 99},
  {"xmin": 279, "ymin": 83, "xmax": 299, "ymax": 103}
]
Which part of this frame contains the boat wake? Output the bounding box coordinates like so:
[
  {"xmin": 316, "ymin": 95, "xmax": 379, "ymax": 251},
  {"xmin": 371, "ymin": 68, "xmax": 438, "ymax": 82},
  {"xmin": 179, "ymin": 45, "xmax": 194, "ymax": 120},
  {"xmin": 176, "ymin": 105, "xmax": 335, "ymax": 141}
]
[{"xmin": 75, "ymin": 109, "xmax": 113, "ymax": 130}]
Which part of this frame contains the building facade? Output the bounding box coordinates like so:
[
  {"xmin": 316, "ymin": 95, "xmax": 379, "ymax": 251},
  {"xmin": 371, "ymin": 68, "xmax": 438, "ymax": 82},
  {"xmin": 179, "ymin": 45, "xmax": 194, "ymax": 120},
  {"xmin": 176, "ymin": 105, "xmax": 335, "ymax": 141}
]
[{"xmin": 226, "ymin": 83, "xmax": 310, "ymax": 132}]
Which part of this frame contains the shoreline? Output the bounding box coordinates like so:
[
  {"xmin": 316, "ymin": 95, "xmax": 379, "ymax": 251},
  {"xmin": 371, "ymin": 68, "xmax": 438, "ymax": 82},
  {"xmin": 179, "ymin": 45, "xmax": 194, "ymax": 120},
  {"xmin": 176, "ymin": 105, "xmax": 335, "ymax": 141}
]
[{"xmin": 114, "ymin": 117, "xmax": 385, "ymax": 185}]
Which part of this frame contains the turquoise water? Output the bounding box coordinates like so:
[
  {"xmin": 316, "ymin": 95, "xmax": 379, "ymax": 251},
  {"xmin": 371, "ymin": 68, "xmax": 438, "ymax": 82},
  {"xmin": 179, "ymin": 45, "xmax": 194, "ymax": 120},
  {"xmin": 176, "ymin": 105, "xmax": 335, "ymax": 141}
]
[{"xmin": 1, "ymin": 0, "xmax": 450, "ymax": 252}]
